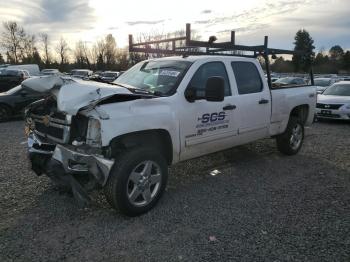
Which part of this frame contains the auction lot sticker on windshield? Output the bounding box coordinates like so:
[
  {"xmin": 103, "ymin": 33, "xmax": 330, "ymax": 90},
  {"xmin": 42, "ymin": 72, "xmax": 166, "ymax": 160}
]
[{"xmin": 159, "ymin": 70, "xmax": 180, "ymax": 77}]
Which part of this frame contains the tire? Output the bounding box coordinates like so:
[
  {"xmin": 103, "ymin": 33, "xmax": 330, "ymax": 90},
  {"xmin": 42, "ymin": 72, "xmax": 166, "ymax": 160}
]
[
  {"xmin": 104, "ymin": 147, "xmax": 168, "ymax": 217},
  {"xmin": 276, "ymin": 117, "xmax": 304, "ymax": 155},
  {"xmin": 0, "ymin": 105, "xmax": 10, "ymax": 122}
]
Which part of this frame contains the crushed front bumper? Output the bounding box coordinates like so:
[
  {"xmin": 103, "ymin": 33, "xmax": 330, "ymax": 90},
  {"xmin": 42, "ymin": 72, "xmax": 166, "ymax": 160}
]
[{"xmin": 27, "ymin": 132, "xmax": 115, "ymax": 205}]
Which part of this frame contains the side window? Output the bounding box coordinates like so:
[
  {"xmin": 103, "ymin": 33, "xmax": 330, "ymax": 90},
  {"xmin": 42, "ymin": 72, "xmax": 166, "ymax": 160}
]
[
  {"xmin": 188, "ymin": 62, "xmax": 231, "ymax": 97},
  {"xmin": 231, "ymin": 62, "xmax": 263, "ymax": 95}
]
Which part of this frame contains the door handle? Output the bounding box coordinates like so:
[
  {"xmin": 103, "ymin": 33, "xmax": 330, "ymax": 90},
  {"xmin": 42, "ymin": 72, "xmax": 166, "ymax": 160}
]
[
  {"xmin": 223, "ymin": 104, "xmax": 236, "ymax": 110},
  {"xmin": 259, "ymin": 99, "xmax": 269, "ymax": 104}
]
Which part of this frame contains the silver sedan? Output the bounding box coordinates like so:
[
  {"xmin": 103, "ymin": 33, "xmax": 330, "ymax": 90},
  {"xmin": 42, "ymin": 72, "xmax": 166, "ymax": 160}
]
[{"xmin": 316, "ymin": 81, "xmax": 350, "ymax": 120}]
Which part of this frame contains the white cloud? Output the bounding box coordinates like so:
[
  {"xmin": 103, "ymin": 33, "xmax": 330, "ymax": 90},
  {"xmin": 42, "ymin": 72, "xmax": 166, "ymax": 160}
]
[{"xmin": 0, "ymin": 0, "xmax": 349, "ymax": 51}]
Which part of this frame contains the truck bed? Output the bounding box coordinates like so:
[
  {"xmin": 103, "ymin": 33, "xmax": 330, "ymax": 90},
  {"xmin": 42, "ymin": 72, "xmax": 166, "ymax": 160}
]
[{"xmin": 269, "ymin": 85, "xmax": 316, "ymax": 136}]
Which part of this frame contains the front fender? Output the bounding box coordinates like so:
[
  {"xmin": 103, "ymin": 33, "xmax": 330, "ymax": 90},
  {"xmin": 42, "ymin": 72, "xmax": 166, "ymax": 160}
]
[{"xmin": 92, "ymin": 97, "xmax": 180, "ymax": 163}]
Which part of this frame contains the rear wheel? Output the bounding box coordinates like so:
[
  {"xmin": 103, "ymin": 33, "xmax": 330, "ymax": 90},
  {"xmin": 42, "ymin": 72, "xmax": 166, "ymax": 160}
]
[
  {"xmin": 276, "ymin": 117, "xmax": 304, "ymax": 155},
  {"xmin": 104, "ymin": 147, "xmax": 168, "ymax": 217},
  {"xmin": 0, "ymin": 105, "xmax": 10, "ymax": 122}
]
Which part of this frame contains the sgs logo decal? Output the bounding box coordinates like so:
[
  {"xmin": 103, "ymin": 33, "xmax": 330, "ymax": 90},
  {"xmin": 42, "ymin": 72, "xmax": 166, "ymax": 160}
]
[{"xmin": 198, "ymin": 112, "xmax": 226, "ymax": 123}]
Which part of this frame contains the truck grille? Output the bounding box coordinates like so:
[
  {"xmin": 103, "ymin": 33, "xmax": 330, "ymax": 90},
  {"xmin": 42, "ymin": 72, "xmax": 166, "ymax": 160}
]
[
  {"xmin": 31, "ymin": 113, "xmax": 71, "ymax": 143},
  {"xmin": 316, "ymin": 103, "xmax": 343, "ymax": 110}
]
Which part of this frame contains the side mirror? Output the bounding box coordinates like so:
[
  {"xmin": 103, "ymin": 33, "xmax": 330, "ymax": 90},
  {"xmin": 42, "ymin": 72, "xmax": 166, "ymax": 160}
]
[
  {"xmin": 205, "ymin": 76, "xmax": 225, "ymax": 102},
  {"xmin": 184, "ymin": 87, "xmax": 196, "ymax": 103}
]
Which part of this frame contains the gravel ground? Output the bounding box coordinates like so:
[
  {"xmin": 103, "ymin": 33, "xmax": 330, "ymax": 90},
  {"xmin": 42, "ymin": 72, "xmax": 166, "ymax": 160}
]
[{"xmin": 0, "ymin": 120, "xmax": 349, "ymax": 262}]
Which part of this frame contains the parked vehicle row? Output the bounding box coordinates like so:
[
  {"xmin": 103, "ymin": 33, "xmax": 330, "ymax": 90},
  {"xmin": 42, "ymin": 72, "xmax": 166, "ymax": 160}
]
[{"xmin": 88, "ymin": 70, "xmax": 121, "ymax": 82}]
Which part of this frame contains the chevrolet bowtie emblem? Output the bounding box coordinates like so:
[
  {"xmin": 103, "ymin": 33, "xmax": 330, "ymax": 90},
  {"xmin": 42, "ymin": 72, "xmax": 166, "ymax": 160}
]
[{"xmin": 325, "ymin": 104, "xmax": 330, "ymax": 108}]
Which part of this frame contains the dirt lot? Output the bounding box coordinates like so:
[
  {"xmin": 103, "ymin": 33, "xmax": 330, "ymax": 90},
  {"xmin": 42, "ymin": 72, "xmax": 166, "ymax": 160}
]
[{"xmin": 0, "ymin": 120, "xmax": 349, "ymax": 262}]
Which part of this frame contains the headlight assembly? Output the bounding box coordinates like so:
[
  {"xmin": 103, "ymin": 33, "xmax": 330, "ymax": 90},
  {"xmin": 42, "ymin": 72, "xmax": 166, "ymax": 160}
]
[{"xmin": 86, "ymin": 118, "xmax": 102, "ymax": 147}]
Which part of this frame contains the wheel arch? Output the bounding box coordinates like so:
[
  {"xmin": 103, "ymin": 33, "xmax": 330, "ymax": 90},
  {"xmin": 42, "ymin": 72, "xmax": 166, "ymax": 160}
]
[
  {"xmin": 108, "ymin": 129, "xmax": 173, "ymax": 165},
  {"xmin": 289, "ymin": 104, "xmax": 309, "ymax": 125}
]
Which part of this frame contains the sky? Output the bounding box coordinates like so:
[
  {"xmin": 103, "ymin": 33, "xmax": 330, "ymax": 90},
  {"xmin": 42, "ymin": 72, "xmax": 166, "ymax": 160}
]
[{"xmin": 0, "ymin": 0, "xmax": 349, "ymax": 52}]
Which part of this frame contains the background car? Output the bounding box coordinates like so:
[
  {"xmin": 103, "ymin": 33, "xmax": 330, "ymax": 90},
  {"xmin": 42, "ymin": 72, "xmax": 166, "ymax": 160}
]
[
  {"xmin": 71, "ymin": 69, "xmax": 93, "ymax": 79},
  {"xmin": 271, "ymin": 77, "xmax": 280, "ymax": 83},
  {"xmin": 314, "ymin": 78, "xmax": 337, "ymax": 94},
  {"xmin": 0, "ymin": 69, "xmax": 30, "ymax": 92},
  {"xmin": 315, "ymin": 81, "xmax": 350, "ymax": 120},
  {"xmin": 40, "ymin": 69, "xmax": 61, "ymax": 76},
  {"xmin": 0, "ymin": 85, "xmax": 48, "ymax": 121},
  {"xmin": 4, "ymin": 64, "xmax": 40, "ymax": 76},
  {"xmin": 272, "ymin": 77, "xmax": 306, "ymax": 88},
  {"xmin": 89, "ymin": 71, "xmax": 104, "ymax": 82},
  {"xmin": 100, "ymin": 71, "xmax": 119, "ymax": 82}
]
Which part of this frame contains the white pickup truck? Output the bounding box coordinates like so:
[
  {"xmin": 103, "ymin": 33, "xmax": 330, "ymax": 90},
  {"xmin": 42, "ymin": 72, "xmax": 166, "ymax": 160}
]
[{"xmin": 24, "ymin": 55, "xmax": 316, "ymax": 216}]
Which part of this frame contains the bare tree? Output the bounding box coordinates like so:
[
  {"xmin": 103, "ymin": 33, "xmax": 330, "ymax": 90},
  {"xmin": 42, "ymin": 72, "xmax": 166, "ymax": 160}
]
[
  {"xmin": 74, "ymin": 40, "xmax": 85, "ymax": 67},
  {"xmin": 105, "ymin": 34, "xmax": 117, "ymax": 68},
  {"xmin": 56, "ymin": 37, "xmax": 70, "ymax": 66},
  {"xmin": 116, "ymin": 48, "xmax": 129, "ymax": 70},
  {"xmin": 74, "ymin": 40, "xmax": 92, "ymax": 69},
  {"xmin": 22, "ymin": 34, "xmax": 36, "ymax": 60},
  {"xmin": 1, "ymin": 21, "xmax": 26, "ymax": 63},
  {"xmin": 92, "ymin": 39, "xmax": 106, "ymax": 70},
  {"xmin": 81, "ymin": 41, "xmax": 91, "ymax": 68},
  {"xmin": 39, "ymin": 33, "xmax": 51, "ymax": 66}
]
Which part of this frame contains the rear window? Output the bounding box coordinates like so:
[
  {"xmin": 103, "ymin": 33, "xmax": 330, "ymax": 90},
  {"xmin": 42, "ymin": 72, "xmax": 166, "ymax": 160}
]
[
  {"xmin": 314, "ymin": 79, "xmax": 331, "ymax": 87},
  {"xmin": 1, "ymin": 70, "xmax": 20, "ymax": 76},
  {"xmin": 231, "ymin": 62, "xmax": 263, "ymax": 94}
]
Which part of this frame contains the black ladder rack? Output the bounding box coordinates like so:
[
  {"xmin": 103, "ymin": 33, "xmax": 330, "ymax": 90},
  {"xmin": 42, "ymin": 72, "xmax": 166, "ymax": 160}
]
[{"xmin": 128, "ymin": 23, "xmax": 313, "ymax": 88}]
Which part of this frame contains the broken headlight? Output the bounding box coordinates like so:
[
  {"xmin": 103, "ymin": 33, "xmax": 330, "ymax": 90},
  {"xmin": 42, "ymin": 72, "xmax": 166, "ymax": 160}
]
[
  {"xmin": 86, "ymin": 118, "xmax": 102, "ymax": 147},
  {"xmin": 24, "ymin": 116, "xmax": 35, "ymax": 137}
]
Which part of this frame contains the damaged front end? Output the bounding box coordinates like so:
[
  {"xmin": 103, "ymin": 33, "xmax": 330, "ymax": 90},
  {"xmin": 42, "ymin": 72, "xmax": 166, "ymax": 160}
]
[
  {"xmin": 22, "ymin": 77, "xmax": 120, "ymax": 206},
  {"xmin": 23, "ymin": 76, "xmax": 152, "ymax": 206},
  {"xmin": 28, "ymin": 118, "xmax": 114, "ymax": 205},
  {"xmin": 27, "ymin": 131, "xmax": 114, "ymax": 206}
]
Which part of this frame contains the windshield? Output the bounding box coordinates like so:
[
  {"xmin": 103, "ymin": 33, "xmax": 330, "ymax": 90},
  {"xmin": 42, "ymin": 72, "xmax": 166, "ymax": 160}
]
[
  {"xmin": 314, "ymin": 79, "xmax": 331, "ymax": 87},
  {"xmin": 323, "ymin": 84, "xmax": 350, "ymax": 96},
  {"xmin": 114, "ymin": 60, "xmax": 192, "ymax": 95}
]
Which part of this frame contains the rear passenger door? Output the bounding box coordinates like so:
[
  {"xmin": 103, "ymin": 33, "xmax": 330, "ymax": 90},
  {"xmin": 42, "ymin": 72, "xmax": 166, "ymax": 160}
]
[{"xmin": 230, "ymin": 61, "xmax": 271, "ymax": 138}]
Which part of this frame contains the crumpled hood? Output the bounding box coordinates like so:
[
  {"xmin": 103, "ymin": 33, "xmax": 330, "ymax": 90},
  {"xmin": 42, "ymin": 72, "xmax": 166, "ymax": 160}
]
[
  {"xmin": 21, "ymin": 76, "xmax": 133, "ymax": 115},
  {"xmin": 317, "ymin": 94, "xmax": 350, "ymax": 104}
]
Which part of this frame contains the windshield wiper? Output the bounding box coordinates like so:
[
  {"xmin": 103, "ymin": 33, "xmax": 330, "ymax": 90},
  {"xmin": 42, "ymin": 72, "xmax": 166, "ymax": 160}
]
[{"xmin": 106, "ymin": 82, "xmax": 162, "ymax": 96}]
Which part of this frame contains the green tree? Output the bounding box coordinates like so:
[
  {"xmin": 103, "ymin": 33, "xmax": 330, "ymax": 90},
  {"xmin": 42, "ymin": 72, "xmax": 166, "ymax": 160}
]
[
  {"xmin": 292, "ymin": 29, "xmax": 315, "ymax": 72},
  {"xmin": 342, "ymin": 51, "xmax": 350, "ymax": 70},
  {"xmin": 329, "ymin": 45, "xmax": 344, "ymax": 61},
  {"xmin": 0, "ymin": 53, "xmax": 5, "ymax": 64}
]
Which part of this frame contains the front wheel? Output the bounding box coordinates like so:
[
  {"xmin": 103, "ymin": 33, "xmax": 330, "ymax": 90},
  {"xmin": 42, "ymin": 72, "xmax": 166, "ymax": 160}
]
[
  {"xmin": 104, "ymin": 148, "xmax": 168, "ymax": 216},
  {"xmin": 276, "ymin": 117, "xmax": 304, "ymax": 155}
]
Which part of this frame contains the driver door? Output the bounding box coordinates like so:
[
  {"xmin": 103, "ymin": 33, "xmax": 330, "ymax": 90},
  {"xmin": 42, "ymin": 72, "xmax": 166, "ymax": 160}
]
[{"xmin": 178, "ymin": 61, "xmax": 239, "ymax": 161}]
